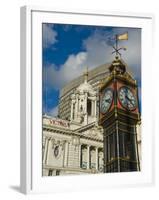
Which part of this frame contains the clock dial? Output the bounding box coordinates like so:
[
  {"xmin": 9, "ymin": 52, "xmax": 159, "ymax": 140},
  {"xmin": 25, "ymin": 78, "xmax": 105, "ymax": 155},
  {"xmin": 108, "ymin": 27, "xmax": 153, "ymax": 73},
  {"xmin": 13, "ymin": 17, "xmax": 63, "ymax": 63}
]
[
  {"xmin": 100, "ymin": 88, "xmax": 113, "ymax": 113},
  {"xmin": 118, "ymin": 86, "xmax": 137, "ymax": 110}
]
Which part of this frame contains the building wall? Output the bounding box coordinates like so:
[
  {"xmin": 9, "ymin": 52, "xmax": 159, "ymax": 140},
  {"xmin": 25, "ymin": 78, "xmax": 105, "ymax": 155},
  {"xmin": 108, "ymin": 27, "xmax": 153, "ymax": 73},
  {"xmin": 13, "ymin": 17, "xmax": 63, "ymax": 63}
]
[{"xmin": 42, "ymin": 117, "xmax": 104, "ymax": 176}]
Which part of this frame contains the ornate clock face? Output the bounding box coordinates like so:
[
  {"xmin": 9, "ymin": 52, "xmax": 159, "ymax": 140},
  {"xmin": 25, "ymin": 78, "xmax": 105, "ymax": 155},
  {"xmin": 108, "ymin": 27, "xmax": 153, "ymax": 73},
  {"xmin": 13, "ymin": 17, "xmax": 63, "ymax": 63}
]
[
  {"xmin": 100, "ymin": 88, "xmax": 113, "ymax": 113},
  {"xmin": 118, "ymin": 86, "xmax": 137, "ymax": 110}
]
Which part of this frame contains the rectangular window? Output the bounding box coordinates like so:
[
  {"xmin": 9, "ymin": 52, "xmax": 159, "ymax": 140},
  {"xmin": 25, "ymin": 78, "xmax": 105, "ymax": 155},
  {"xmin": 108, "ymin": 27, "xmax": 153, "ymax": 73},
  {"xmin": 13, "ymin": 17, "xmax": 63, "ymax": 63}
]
[
  {"xmin": 48, "ymin": 169, "xmax": 53, "ymax": 176},
  {"xmin": 56, "ymin": 170, "xmax": 60, "ymax": 176}
]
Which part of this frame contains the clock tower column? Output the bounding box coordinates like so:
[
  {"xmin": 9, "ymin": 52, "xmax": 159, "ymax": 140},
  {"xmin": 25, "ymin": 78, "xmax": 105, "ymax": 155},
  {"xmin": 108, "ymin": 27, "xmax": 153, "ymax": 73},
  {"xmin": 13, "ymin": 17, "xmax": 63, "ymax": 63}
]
[{"xmin": 99, "ymin": 56, "xmax": 141, "ymax": 173}]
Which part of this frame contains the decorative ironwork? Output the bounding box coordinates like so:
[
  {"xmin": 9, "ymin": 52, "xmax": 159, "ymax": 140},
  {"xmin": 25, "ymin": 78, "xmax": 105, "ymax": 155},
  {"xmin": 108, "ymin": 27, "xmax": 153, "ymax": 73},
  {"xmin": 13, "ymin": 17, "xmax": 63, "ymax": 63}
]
[{"xmin": 108, "ymin": 32, "xmax": 128, "ymax": 58}]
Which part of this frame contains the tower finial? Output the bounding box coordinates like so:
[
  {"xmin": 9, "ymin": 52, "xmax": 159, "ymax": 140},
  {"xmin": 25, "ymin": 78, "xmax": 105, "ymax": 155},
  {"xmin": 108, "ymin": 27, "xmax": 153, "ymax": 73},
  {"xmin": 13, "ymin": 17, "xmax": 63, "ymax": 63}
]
[
  {"xmin": 111, "ymin": 32, "xmax": 128, "ymax": 58},
  {"xmin": 83, "ymin": 66, "xmax": 88, "ymax": 83}
]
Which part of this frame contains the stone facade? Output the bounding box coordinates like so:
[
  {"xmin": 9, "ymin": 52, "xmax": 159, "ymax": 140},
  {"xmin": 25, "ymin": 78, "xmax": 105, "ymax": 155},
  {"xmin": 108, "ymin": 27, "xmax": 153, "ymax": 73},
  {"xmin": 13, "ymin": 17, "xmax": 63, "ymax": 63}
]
[
  {"xmin": 43, "ymin": 70, "xmax": 104, "ymax": 176},
  {"xmin": 42, "ymin": 116, "xmax": 104, "ymax": 176}
]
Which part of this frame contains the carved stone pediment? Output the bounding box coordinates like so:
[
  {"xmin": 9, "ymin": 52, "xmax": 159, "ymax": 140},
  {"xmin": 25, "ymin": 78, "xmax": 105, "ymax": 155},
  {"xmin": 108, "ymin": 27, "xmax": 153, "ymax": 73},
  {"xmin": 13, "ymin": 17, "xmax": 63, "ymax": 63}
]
[{"xmin": 82, "ymin": 127, "xmax": 103, "ymax": 140}]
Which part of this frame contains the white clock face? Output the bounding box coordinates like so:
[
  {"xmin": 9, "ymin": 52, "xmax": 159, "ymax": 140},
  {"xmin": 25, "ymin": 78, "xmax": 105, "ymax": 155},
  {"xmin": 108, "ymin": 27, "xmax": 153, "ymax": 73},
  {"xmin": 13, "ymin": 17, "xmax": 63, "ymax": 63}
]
[
  {"xmin": 118, "ymin": 86, "xmax": 137, "ymax": 110},
  {"xmin": 100, "ymin": 88, "xmax": 113, "ymax": 113}
]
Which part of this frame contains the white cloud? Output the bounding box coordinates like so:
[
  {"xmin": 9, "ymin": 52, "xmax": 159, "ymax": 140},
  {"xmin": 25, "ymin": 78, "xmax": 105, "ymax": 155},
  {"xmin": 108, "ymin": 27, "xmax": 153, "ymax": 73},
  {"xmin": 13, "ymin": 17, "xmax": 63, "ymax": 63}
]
[
  {"xmin": 114, "ymin": 28, "xmax": 141, "ymax": 80},
  {"xmin": 49, "ymin": 106, "xmax": 58, "ymax": 117},
  {"xmin": 44, "ymin": 28, "xmax": 141, "ymax": 90},
  {"xmin": 44, "ymin": 52, "xmax": 88, "ymax": 89},
  {"xmin": 83, "ymin": 28, "xmax": 141, "ymax": 80},
  {"xmin": 82, "ymin": 30, "xmax": 113, "ymax": 67},
  {"xmin": 43, "ymin": 24, "xmax": 57, "ymax": 48}
]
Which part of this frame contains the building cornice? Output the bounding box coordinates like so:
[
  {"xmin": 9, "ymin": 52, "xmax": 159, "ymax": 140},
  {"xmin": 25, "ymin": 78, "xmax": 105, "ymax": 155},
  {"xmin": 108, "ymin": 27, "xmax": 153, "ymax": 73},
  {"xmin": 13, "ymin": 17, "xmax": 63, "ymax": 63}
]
[{"xmin": 43, "ymin": 124, "xmax": 103, "ymax": 142}]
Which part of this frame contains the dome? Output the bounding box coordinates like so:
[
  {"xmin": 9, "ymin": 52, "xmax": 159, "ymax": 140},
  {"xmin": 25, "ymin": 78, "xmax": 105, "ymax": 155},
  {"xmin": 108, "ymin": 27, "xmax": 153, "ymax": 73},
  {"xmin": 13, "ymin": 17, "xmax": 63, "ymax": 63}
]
[
  {"xmin": 76, "ymin": 67, "xmax": 96, "ymax": 95},
  {"xmin": 76, "ymin": 81, "xmax": 95, "ymax": 94}
]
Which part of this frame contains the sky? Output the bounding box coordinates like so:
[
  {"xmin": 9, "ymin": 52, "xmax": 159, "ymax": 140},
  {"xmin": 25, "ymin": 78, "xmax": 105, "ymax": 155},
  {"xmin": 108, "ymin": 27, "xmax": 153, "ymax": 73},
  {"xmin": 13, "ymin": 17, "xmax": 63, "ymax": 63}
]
[{"xmin": 42, "ymin": 23, "xmax": 141, "ymax": 117}]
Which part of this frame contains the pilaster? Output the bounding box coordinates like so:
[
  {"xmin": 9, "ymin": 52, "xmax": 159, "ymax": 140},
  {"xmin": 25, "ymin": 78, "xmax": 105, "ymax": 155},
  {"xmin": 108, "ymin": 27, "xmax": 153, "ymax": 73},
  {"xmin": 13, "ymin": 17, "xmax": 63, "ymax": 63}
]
[{"xmin": 87, "ymin": 145, "xmax": 90, "ymax": 169}]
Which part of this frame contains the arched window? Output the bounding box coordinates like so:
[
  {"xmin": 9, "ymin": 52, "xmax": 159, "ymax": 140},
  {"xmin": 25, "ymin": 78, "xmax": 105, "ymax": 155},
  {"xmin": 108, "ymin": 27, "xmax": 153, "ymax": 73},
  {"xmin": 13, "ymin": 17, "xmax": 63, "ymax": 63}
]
[
  {"xmin": 72, "ymin": 103, "xmax": 75, "ymax": 119},
  {"xmin": 48, "ymin": 169, "xmax": 53, "ymax": 176},
  {"xmin": 56, "ymin": 170, "xmax": 60, "ymax": 176}
]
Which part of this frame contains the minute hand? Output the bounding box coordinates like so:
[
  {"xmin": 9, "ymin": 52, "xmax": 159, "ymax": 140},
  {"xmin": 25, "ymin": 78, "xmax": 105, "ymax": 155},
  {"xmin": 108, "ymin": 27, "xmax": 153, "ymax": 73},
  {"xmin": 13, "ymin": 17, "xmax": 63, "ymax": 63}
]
[{"xmin": 125, "ymin": 95, "xmax": 134, "ymax": 105}]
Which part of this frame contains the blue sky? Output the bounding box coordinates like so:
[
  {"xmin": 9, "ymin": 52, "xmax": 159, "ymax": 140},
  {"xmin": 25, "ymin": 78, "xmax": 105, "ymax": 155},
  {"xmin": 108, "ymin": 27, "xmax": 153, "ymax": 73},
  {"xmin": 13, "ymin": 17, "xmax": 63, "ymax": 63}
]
[{"xmin": 42, "ymin": 23, "xmax": 141, "ymax": 116}]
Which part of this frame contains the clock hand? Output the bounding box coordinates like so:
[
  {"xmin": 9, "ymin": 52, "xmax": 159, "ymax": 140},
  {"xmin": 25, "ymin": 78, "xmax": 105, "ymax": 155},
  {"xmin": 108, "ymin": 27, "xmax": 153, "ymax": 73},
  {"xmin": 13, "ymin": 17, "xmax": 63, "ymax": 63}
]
[
  {"xmin": 125, "ymin": 95, "xmax": 135, "ymax": 107},
  {"xmin": 105, "ymin": 99, "xmax": 111, "ymax": 103},
  {"xmin": 125, "ymin": 95, "xmax": 131, "ymax": 102},
  {"xmin": 125, "ymin": 95, "xmax": 133, "ymax": 105}
]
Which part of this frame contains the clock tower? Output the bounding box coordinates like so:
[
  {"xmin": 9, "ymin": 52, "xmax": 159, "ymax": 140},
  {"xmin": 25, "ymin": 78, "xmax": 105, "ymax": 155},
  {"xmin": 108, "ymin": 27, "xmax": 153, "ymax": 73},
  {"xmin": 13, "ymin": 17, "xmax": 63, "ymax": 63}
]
[{"xmin": 99, "ymin": 55, "xmax": 141, "ymax": 173}]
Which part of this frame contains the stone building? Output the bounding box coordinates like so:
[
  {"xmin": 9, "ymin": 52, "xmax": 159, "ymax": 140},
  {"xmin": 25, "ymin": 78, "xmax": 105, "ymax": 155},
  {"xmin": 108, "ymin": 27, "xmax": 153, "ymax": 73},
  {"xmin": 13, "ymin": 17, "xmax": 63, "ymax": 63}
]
[{"xmin": 42, "ymin": 70, "xmax": 104, "ymax": 176}]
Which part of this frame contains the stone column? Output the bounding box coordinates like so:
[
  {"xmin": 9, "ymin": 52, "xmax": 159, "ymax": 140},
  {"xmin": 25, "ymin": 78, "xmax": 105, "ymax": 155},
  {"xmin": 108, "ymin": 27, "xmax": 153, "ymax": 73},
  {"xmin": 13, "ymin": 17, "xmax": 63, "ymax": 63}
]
[
  {"xmin": 75, "ymin": 94, "xmax": 79, "ymax": 119},
  {"xmin": 70, "ymin": 102, "xmax": 73, "ymax": 121},
  {"xmin": 45, "ymin": 137, "xmax": 51, "ymax": 165},
  {"xmin": 84, "ymin": 93, "xmax": 88, "ymax": 124},
  {"xmin": 78, "ymin": 144, "xmax": 82, "ymax": 168},
  {"xmin": 87, "ymin": 145, "xmax": 90, "ymax": 169},
  {"xmin": 64, "ymin": 141, "xmax": 69, "ymax": 167},
  {"xmin": 94, "ymin": 99, "xmax": 97, "ymax": 117},
  {"xmin": 43, "ymin": 137, "xmax": 50, "ymax": 164},
  {"xmin": 95, "ymin": 147, "xmax": 99, "ymax": 171},
  {"xmin": 77, "ymin": 96, "xmax": 79, "ymax": 113},
  {"xmin": 43, "ymin": 137, "xmax": 47, "ymax": 164},
  {"xmin": 91, "ymin": 100, "xmax": 94, "ymax": 116}
]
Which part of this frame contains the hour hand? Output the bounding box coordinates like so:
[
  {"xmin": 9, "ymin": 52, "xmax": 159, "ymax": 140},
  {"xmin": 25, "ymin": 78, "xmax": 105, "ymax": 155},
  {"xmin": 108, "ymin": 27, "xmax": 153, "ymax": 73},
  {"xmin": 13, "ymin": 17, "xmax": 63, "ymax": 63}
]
[
  {"xmin": 125, "ymin": 95, "xmax": 131, "ymax": 102},
  {"xmin": 125, "ymin": 95, "xmax": 134, "ymax": 106},
  {"xmin": 105, "ymin": 98, "xmax": 111, "ymax": 103}
]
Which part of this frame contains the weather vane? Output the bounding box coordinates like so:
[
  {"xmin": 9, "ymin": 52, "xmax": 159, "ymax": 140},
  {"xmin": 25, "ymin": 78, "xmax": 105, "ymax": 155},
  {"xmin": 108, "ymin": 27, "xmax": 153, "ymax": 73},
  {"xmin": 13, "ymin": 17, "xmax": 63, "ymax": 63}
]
[{"xmin": 110, "ymin": 32, "xmax": 128, "ymax": 58}]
